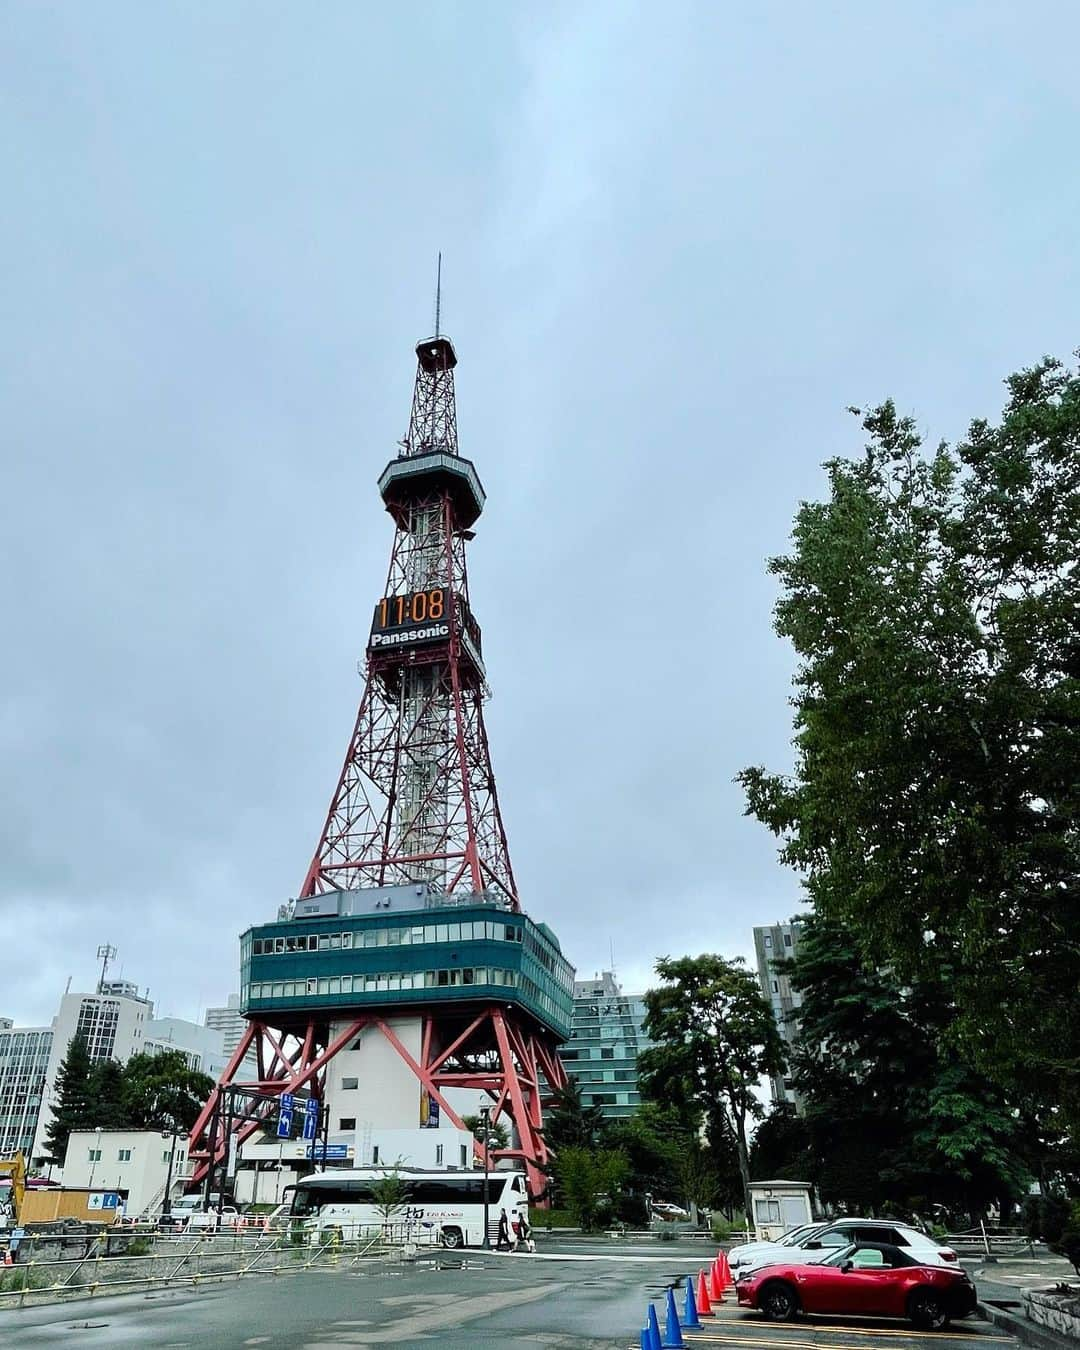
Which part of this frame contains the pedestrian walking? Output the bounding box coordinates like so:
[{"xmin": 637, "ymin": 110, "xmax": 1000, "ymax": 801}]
[
  {"xmin": 515, "ymin": 1213, "xmax": 534, "ymax": 1253},
  {"xmin": 496, "ymin": 1208, "xmax": 511, "ymax": 1250}
]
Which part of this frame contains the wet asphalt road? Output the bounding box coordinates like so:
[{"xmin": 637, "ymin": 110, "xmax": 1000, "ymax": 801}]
[{"xmin": 0, "ymin": 1241, "xmax": 1021, "ymax": 1350}]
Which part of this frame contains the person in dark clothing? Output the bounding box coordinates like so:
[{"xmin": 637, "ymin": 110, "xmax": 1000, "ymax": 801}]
[
  {"xmin": 496, "ymin": 1209, "xmax": 511, "ymax": 1249},
  {"xmin": 515, "ymin": 1213, "xmax": 534, "ymax": 1253}
]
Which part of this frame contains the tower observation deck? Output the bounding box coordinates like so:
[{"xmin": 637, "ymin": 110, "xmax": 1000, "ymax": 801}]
[{"xmin": 189, "ymin": 316, "xmax": 573, "ymax": 1200}]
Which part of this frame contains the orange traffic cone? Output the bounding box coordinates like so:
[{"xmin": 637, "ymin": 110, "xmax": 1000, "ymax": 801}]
[
  {"xmin": 697, "ymin": 1269, "xmax": 713, "ymax": 1315},
  {"xmin": 720, "ymin": 1250, "xmax": 733, "ymax": 1288},
  {"xmin": 710, "ymin": 1262, "xmax": 724, "ymax": 1302}
]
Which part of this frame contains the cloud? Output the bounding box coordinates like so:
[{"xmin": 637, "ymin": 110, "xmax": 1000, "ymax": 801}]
[{"xmin": 2, "ymin": 2, "xmax": 1079, "ymax": 1025}]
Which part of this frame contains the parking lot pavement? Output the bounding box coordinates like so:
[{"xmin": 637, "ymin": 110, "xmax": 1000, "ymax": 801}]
[
  {"xmin": 969, "ymin": 1257, "xmax": 1076, "ymax": 1292},
  {"xmin": 0, "ymin": 1240, "xmax": 1027, "ymax": 1350}
]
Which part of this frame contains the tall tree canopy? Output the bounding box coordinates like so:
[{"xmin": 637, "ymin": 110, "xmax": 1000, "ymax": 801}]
[
  {"xmin": 120, "ymin": 1050, "xmax": 214, "ymax": 1131},
  {"xmin": 43, "ymin": 1035, "xmax": 94, "ymax": 1164},
  {"xmin": 638, "ymin": 953, "xmax": 784, "ymax": 1218},
  {"xmin": 740, "ymin": 357, "xmax": 1080, "ymax": 1132},
  {"xmin": 778, "ymin": 913, "xmax": 1030, "ymax": 1220}
]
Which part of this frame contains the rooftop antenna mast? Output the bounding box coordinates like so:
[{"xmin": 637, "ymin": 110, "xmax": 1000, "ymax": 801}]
[
  {"xmin": 429, "ymin": 251, "xmax": 443, "ymax": 446},
  {"xmin": 95, "ymin": 943, "xmax": 117, "ymax": 994}
]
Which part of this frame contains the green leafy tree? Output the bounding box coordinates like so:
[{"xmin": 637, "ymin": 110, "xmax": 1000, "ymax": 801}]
[
  {"xmin": 783, "ymin": 913, "xmax": 1029, "ymax": 1221},
  {"xmin": 552, "ymin": 1146, "xmax": 629, "ymax": 1230},
  {"xmin": 87, "ymin": 1059, "xmax": 128, "ymax": 1129},
  {"xmin": 740, "ymin": 360, "xmax": 1080, "ymax": 1133},
  {"xmin": 638, "ymin": 954, "xmax": 785, "ymax": 1219},
  {"xmin": 674, "ymin": 1139, "xmax": 720, "ymax": 1223},
  {"xmin": 370, "ymin": 1168, "xmax": 407, "ymax": 1227},
  {"xmin": 749, "ymin": 1103, "xmax": 813, "ymax": 1183},
  {"xmin": 43, "ymin": 1035, "xmax": 94, "ymax": 1165},
  {"xmin": 120, "ymin": 1050, "xmax": 214, "ymax": 1132},
  {"xmin": 604, "ymin": 1104, "xmax": 682, "ymax": 1202},
  {"xmin": 1056, "ymin": 1202, "xmax": 1080, "ymax": 1278}
]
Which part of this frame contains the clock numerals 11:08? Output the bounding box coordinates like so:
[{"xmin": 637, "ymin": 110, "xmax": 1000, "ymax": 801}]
[{"xmin": 377, "ymin": 588, "xmax": 447, "ymax": 628}]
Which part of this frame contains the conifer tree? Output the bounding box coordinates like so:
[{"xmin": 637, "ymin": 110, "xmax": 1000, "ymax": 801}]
[
  {"xmin": 88, "ymin": 1058, "xmax": 128, "ymax": 1129},
  {"xmin": 43, "ymin": 1035, "xmax": 93, "ymax": 1165}
]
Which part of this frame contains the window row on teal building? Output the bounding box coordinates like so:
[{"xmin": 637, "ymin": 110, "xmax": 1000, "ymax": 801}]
[
  {"xmin": 251, "ymin": 918, "xmax": 534, "ymax": 958},
  {"xmin": 247, "ymin": 965, "xmax": 524, "ymax": 1002}
]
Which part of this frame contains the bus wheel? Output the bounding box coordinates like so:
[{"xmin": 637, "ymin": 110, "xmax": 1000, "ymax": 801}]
[{"xmin": 441, "ymin": 1228, "xmax": 463, "ymax": 1249}]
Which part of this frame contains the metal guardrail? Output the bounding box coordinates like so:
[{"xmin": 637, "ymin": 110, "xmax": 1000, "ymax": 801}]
[
  {"xmin": 942, "ymin": 1227, "xmax": 1047, "ymax": 1259},
  {"xmin": 0, "ymin": 1221, "xmax": 441, "ymax": 1309}
]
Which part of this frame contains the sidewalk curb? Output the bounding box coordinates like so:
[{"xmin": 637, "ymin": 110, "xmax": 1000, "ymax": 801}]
[{"xmin": 980, "ymin": 1301, "xmax": 1077, "ymax": 1350}]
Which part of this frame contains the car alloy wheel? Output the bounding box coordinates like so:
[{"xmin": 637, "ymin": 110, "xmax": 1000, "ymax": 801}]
[
  {"xmin": 761, "ymin": 1283, "xmax": 798, "ymax": 1322},
  {"xmin": 909, "ymin": 1290, "xmax": 949, "ymax": 1331}
]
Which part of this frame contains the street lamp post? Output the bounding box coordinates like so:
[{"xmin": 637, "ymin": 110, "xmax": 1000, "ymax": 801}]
[
  {"xmin": 88, "ymin": 1127, "xmax": 102, "ymax": 1189},
  {"xmin": 161, "ymin": 1121, "xmax": 179, "ymax": 1218},
  {"xmin": 480, "ymin": 1106, "xmax": 491, "ymax": 1249}
]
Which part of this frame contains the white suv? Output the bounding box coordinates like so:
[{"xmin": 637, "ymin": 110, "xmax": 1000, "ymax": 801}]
[{"xmin": 730, "ymin": 1219, "xmax": 957, "ymax": 1274}]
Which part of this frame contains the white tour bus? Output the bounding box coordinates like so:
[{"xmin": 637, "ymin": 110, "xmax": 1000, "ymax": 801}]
[{"xmin": 287, "ymin": 1167, "xmax": 529, "ymax": 1249}]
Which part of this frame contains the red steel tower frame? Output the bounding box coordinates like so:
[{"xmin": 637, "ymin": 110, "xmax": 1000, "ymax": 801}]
[{"xmin": 189, "ymin": 320, "xmax": 568, "ymax": 1200}]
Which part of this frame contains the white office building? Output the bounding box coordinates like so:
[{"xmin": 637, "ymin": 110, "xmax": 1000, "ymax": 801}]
[
  {"xmin": 31, "ymin": 988, "xmax": 226, "ymax": 1167},
  {"xmin": 752, "ymin": 921, "xmax": 804, "ymax": 1106},
  {"xmin": 204, "ymin": 995, "xmax": 255, "ymax": 1077},
  {"xmin": 63, "ymin": 1128, "xmax": 194, "ymax": 1217},
  {"xmin": 144, "ymin": 1018, "xmax": 227, "ymax": 1078}
]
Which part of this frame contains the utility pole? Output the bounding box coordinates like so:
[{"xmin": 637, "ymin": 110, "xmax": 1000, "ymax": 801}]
[
  {"xmin": 480, "ymin": 1106, "xmax": 491, "ymax": 1249},
  {"xmin": 162, "ymin": 1119, "xmax": 179, "ymax": 1216}
]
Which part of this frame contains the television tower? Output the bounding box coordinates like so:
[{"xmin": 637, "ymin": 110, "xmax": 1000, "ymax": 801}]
[{"xmin": 189, "ymin": 300, "xmax": 572, "ymax": 1201}]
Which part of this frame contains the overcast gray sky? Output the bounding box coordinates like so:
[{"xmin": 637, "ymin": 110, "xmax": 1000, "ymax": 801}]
[{"xmin": 3, "ymin": 2, "xmax": 1078, "ymax": 1027}]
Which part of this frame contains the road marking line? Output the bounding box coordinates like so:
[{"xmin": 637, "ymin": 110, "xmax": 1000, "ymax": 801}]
[
  {"xmin": 683, "ymin": 1333, "xmax": 1012, "ymax": 1346},
  {"xmin": 486, "ymin": 1250, "xmax": 694, "ymax": 1263},
  {"xmin": 689, "ymin": 1314, "xmax": 1008, "ymax": 1338}
]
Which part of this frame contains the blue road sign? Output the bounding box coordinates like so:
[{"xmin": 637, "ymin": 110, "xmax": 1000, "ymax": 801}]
[
  {"xmin": 307, "ymin": 1143, "xmax": 349, "ymax": 1160},
  {"xmin": 302, "ymin": 1097, "xmax": 319, "ymax": 1142},
  {"xmin": 277, "ymin": 1092, "xmax": 295, "ymax": 1140}
]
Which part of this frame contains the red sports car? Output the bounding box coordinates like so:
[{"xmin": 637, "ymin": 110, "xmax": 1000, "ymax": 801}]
[{"xmin": 735, "ymin": 1240, "xmax": 977, "ymax": 1331}]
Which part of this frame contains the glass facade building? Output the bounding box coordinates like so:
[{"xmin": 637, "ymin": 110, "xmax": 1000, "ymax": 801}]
[
  {"xmin": 241, "ymin": 896, "xmax": 574, "ymax": 1042},
  {"xmin": 0, "ymin": 1020, "xmax": 53, "ymax": 1156},
  {"xmin": 558, "ymin": 972, "xmax": 651, "ymax": 1120}
]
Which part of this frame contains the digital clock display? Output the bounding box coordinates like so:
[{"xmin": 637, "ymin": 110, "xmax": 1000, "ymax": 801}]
[{"xmin": 368, "ymin": 587, "xmax": 452, "ymax": 652}]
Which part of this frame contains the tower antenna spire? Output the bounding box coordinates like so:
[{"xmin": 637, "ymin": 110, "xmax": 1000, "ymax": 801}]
[{"xmin": 434, "ymin": 252, "xmax": 442, "ymax": 338}]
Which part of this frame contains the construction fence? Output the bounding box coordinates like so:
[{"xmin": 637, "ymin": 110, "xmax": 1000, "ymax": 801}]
[{"xmin": 0, "ymin": 1220, "xmax": 441, "ymax": 1309}]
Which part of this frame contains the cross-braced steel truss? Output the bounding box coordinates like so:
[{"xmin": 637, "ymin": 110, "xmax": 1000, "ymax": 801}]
[{"xmin": 188, "ymin": 1007, "xmax": 568, "ymax": 1199}]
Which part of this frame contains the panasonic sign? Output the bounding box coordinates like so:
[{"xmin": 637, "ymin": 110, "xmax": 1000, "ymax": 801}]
[{"xmin": 369, "ymin": 622, "xmax": 450, "ymax": 649}]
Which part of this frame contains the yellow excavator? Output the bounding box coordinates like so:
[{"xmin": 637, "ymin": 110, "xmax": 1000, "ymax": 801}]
[{"xmin": 0, "ymin": 1153, "xmax": 26, "ymax": 1224}]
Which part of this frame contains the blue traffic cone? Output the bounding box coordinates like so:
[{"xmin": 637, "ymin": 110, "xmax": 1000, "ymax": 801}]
[
  {"xmin": 663, "ymin": 1288, "xmax": 685, "ymax": 1348},
  {"xmin": 683, "ymin": 1276, "xmax": 703, "ymax": 1330},
  {"xmin": 646, "ymin": 1302, "xmax": 663, "ymax": 1350},
  {"xmin": 641, "ymin": 1330, "xmax": 651, "ymax": 1350}
]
